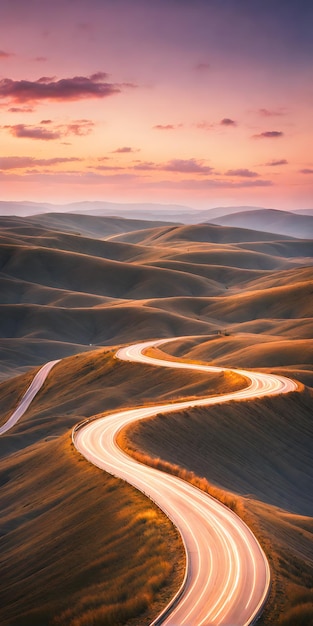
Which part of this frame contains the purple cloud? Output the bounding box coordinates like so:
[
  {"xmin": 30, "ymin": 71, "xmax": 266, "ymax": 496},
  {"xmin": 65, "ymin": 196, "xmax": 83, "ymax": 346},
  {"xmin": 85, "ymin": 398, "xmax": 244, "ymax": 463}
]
[
  {"xmin": 299, "ymin": 168, "xmax": 313, "ymax": 174},
  {"xmin": 64, "ymin": 119, "xmax": 94, "ymax": 136},
  {"xmin": 225, "ymin": 168, "xmax": 259, "ymax": 178},
  {"xmin": 163, "ymin": 158, "xmax": 213, "ymax": 175},
  {"xmin": 0, "ymin": 72, "xmax": 126, "ymax": 103},
  {"xmin": 153, "ymin": 124, "xmax": 182, "ymax": 130},
  {"xmin": 266, "ymin": 159, "xmax": 288, "ymax": 166},
  {"xmin": 258, "ymin": 108, "xmax": 286, "ymax": 117},
  {"xmin": 220, "ymin": 118, "xmax": 237, "ymax": 126},
  {"xmin": 133, "ymin": 161, "xmax": 156, "ymax": 171},
  {"xmin": 112, "ymin": 146, "xmax": 139, "ymax": 153},
  {"xmin": 143, "ymin": 178, "xmax": 272, "ymax": 190},
  {"xmin": 0, "ymin": 170, "xmax": 138, "ymax": 185},
  {"xmin": 90, "ymin": 165, "xmax": 125, "ymax": 171},
  {"xmin": 7, "ymin": 124, "xmax": 60, "ymax": 140},
  {"xmin": 134, "ymin": 158, "xmax": 213, "ymax": 175},
  {"xmin": 253, "ymin": 131, "xmax": 284, "ymax": 139},
  {"xmin": 196, "ymin": 121, "xmax": 213, "ymax": 130},
  {"xmin": 194, "ymin": 62, "xmax": 210, "ymax": 72},
  {"xmin": 3, "ymin": 119, "xmax": 95, "ymax": 140},
  {"xmin": 8, "ymin": 106, "xmax": 34, "ymax": 113},
  {"xmin": 0, "ymin": 156, "xmax": 81, "ymax": 170},
  {"xmin": 0, "ymin": 50, "xmax": 14, "ymax": 59}
]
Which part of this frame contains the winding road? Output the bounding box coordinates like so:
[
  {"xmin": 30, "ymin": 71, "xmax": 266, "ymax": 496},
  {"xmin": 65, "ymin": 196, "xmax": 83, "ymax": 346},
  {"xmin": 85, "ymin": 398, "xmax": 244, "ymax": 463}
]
[
  {"xmin": 1, "ymin": 338, "xmax": 298, "ymax": 625},
  {"xmin": 0, "ymin": 359, "xmax": 60, "ymax": 435}
]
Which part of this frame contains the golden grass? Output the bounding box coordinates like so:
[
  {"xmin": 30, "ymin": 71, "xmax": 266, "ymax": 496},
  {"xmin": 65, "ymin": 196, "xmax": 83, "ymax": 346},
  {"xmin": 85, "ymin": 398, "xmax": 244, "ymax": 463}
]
[
  {"xmin": 1, "ymin": 214, "xmax": 312, "ymax": 625},
  {"xmin": 0, "ymin": 434, "xmax": 185, "ymax": 626},
  {"xmin": 118, "ymin": 389, "xmax": 313, "ymax": 624},
  {"xmin": 0, "ymin": 347, "xmax": 251, "ymax": 625},
  {"xmin": 278, "ymin": 586, "xmax": 313, "ymax": 626},
  {"xmin": 143, "ymin": 345, "xmax": 249, "ymax": 388},
  {"xmin": 0, "ymin": 365, "xmax": 41, "ymax": 427},
  {"xmin": 117, "ymin": 429, "xmax": 246, "ymax": 517}
]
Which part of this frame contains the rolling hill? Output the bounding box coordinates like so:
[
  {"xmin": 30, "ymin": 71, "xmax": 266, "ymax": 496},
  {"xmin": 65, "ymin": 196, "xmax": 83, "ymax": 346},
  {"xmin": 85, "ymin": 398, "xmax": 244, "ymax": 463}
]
[
  {"xmin": 210, "ymin": 208, "xmax": 313, "ymax": 239},
  {"xmin": 0, "ymin": 210, "xmax": 312, "ymax": 625}
]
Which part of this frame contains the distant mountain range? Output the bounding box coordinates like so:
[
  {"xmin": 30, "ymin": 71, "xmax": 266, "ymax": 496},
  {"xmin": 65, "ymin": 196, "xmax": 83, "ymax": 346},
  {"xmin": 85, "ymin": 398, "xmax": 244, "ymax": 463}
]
[
  {"xmin": 209, "ymin": 208, "xmax": 313, "ymax": 240},
  {"xmin": 0, "ymin": 201, "xmax": 312, "ymax": 238}
]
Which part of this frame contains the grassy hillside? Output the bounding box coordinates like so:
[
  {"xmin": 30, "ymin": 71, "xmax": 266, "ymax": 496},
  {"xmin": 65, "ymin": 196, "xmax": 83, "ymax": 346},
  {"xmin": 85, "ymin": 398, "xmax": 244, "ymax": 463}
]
[
  {"xmin": 1, "ymin": 212, "xmax": 312, "ymax": 624},
  {"xmin": 0, "ymin": 348, "xmax": 245, "ymax": 625},
  {"xmin": 0, "ymin": 214, "xmax": 312, "ymax": 379},
  {"xmin": 124, "ymin": 379, "xmax": 313, "ymax": 625},
  {"xmin": 0, "ymin": 434, "xmax": 184, "ymax": 626}
]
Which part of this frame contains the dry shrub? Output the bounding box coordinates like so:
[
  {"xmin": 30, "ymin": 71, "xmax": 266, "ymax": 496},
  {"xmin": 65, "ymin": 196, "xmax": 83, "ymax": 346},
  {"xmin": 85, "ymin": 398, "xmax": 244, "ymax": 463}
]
[
  {"xmin": 117, "ymin": 428, "xmax": 245, "ymax": 518},
  {"xmin": 278, "ymin": 587, "xmax": 313, "ymax": 625},
  {"xmin": 54, "ymin": 592, "xmax": 153, "ymax": 626},
  {"xmin": 279, "ymin": 602, "xmax": 313, "ymax": 626}
]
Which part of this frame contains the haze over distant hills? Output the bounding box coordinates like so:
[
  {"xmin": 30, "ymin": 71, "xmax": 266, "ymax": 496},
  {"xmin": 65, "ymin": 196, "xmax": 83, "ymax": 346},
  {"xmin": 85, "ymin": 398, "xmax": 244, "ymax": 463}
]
[
  {"xmin": 1, "ymin": 200, "xmax": 313, "ymax": 239},
  {"xmin": 0, "ymin": 200, "xmax": 193, "ymax": 219},
  {"xmin": 1, "ymin": 211, "xmax": 312, "ymax": 379},
  {"xmin": 210, "ymin": 208, "xmax": 313, "ymax": 239},
  {"xmin": 0, "ymin": 208, "xmax": 312, "ymax": 626}
]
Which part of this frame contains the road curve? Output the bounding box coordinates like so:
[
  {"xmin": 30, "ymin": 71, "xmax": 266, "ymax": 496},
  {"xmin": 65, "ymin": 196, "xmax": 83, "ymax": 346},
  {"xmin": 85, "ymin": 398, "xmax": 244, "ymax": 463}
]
[
  {"xmin": 74, "ymin": 339, "xmax": 298, "ymax": 626},
  {"xmin": 1, "ymin": 340, "xmax": 297, "ymax": 625}
]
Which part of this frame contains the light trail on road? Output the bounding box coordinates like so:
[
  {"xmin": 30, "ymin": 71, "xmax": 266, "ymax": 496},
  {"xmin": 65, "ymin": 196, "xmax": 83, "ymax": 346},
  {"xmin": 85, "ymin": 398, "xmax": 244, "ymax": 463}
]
[
  {"xmin": 74, "ymin": 338, "xmax": 297, "ymax": 626},
  {"xmin": 0, "ymin": 360, "xmax": 60, "ymax": 435},
  {"xmin": 1, "ymin": 338, "xmax": 298, "ymax": 625}
]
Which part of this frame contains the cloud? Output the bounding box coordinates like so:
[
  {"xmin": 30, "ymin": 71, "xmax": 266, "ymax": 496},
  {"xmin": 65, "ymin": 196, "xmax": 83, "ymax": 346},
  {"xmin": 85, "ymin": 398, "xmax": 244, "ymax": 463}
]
[
  {"xmin": 6, "ymin": 124, "xmax": 61, "ymax": 140},
  {"xmin": 134, "ymin": 158, "xmax": 213, "ymax": 175},
  {"xmin": 63, "ymin": 119, "xmax": 94, "ymax": 136},
  {"xmin": 258, "ymin": 108, "xmax": 287, "ymax": 117},
  {"xmin": 0, "ymin": 167, "xmax": 272, "ymax": 191},
  {"xmin": 0, "ymin": 170, "xmax": 138, "ymax": 186},
  {"xmin": 153, "ymin": 124, "xmax": 182, "ymax": 130},
  {"xmin": 3, "ymin": 119, "xmax": 95, "ymax": 140},
  {"xmin": 225, "ymin": 168, "xmax": 259, "ymax": 178},
  {"xmin": 90, "ymin": 165, "xmax": 125, "ymax": 171},
  {"xmin": 0, "ymin": 72, "xmax": 128, "ymax": 103},
  {"xmin": 0, "ymin": 50, "xmax": 14, "ymax": 59},
  {"xmin": 299, "ymin": 168, "xmax": 313, "ymax": 174},
  {"xmin": 194, "ymin": 62, "xmax": 210, "ymax": 72},
  {"xmin": 112, "ymin": 146, "xmax": 139, "ymax": 154},
  {"xmin": 33, "ymin": 56, "xmax": 47, "ymax": 62},
  {"xmin": 77, "ymin": 22, "xmax": 93, "ymax": 32},
  {"xmin": 196, "ymin": 119, "xmax": 237, "ymax": 130},
  {"xmin": 0, "ymin": 156, "xmax": 81, "ymax": 170},
  {"xmin": 220, "ymin": 118, "xmax": 237, "ymax": 126},
  {"xmin": 253, "ymin": 131, "xmax": 284, "ymax": 139},
  {"xmin": 162, "ymin": 158, "xmax": 213, "ymax": 175},
  {"xmin": 8, "ymin": 106, "xmax": 34, "ymax": 113},
  {"xmin": 133, "ymin": 161, "xmax": 156, "ymax": 171},
  {"xmin": 196, "ymin": 121, "xmax": 213, "ymax": 130},
  {"xmin": 142, "ymin": 178, "xmax": 272, "ymax": 191},
  {"xmin": 266, "ymin": 159, "xmax": 288, "ymax": 166}
]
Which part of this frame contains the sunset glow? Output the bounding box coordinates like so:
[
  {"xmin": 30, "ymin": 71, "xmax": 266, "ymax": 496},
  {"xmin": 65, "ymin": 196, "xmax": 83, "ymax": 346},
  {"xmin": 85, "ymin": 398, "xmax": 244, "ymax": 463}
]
[{"xmin": 1, "ymin": 0, "xmax": 312, "ymax": 209}]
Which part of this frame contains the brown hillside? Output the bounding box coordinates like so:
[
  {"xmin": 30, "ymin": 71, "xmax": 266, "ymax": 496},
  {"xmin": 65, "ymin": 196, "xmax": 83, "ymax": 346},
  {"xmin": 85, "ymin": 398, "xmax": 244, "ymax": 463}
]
[
  {"xmin": 125, "ymin": 385, "xmax": 313, "ymax": 624},
  {"xmin": 1, "ymin": 212, "xmax": 312, "ymax": 624}
]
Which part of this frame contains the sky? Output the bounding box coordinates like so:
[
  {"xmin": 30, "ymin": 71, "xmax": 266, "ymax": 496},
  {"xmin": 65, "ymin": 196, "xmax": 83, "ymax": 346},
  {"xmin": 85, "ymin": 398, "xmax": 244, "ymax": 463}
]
[{"xmin": 0, "ymin": 0, "xmax": 312, "ymax": 209}]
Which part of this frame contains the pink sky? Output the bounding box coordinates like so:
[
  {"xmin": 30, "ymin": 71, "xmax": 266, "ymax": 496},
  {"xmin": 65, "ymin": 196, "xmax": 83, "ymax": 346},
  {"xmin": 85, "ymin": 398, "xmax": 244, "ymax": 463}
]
[{"xmin": 0, "ymin": 0, "xmax": 312, "ymax": 209}]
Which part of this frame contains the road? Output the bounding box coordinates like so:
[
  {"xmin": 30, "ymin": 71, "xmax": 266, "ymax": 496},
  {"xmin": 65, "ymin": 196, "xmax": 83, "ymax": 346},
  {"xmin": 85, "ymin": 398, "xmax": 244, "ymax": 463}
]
[
  {"xmin": 1, "ymin": 338, "xmax": 297, "ymax": 625},
  {"xmin": 0, "ymin": 359, "xmax": 60, "ymax": 435},
  {"xmin": 74, "ymin": 339, "xmax": 297, "ymax": 626}
]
